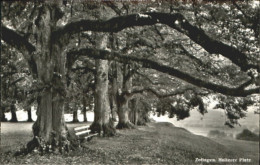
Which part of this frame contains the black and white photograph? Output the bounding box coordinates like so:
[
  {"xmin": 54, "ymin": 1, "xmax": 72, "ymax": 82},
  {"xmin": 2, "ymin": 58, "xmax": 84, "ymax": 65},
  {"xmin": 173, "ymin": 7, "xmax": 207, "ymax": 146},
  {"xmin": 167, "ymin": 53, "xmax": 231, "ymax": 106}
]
[{"xmin": 0, "ymin": 0, "xmax": 259, "ymax": 164}]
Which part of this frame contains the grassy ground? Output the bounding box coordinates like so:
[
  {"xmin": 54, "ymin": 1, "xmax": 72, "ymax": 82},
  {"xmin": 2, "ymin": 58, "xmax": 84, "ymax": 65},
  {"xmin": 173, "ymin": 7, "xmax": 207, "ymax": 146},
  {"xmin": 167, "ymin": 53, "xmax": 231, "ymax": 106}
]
[{"xmin": 0, "ymin": 122, "xmax": 259, "ymax": 164}]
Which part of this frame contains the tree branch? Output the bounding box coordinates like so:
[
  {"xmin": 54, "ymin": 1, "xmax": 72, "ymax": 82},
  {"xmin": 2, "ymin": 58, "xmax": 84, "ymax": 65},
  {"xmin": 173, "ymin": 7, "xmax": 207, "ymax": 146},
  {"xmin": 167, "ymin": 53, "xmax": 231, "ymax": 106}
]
[
  {"xmin": 55, "ymin": 12, "xmax": 257, "ymax": 71},
  {"xmin": 71, "ymin": 66, "xmax": 96, "ymax": 74},
  {"xmin": 135, "ymin": 71, "xmax": 159, "ymax": 85},
  {"xmin": 231, "ymin": 0, "xmax": 252, "ymax": 21},
  {"xmin": 2, "ymin": 26, "xmax": 36, "ymax": 54},
  {"xmin": 2, "ymin": 26, "xmax": 38, "ymax": 78},
  {"xmin": 130, "ymin": 86, "xmax": 195, "ymax": 98},
  {"xmin": 67, "ymin": 47, "xmax": 260, "ymax": 97},
  {"xmin": 10, "ymin": 77, "xmax": 25, "ymax": 86},
  {"xmin": 104, "ymin": 1, "xmax": 122, "ymax": 16}
]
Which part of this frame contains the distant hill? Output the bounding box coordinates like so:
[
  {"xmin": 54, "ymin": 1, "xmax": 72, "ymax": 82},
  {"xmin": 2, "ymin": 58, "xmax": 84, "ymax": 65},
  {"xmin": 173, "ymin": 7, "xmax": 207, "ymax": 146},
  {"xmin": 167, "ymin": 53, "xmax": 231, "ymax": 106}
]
[{"xmin": 151, "ymin": 107, "xmax": 259, "ymax": 137}]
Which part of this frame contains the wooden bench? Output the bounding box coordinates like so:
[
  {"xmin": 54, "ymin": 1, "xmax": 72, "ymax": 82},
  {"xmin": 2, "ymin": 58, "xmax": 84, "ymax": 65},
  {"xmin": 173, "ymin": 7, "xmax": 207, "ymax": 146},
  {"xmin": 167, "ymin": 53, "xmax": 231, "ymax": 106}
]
[{"xmin": 74, "ymin": 125, "xmax": 98, "ymax": 141}]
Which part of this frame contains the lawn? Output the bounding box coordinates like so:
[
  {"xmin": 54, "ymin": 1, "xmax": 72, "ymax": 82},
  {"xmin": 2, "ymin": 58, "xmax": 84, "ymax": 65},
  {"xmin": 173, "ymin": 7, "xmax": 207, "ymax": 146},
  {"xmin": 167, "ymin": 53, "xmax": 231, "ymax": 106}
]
[{"xmin": 0, "ymin": 122, "xmax": 259, "ymax": 164}]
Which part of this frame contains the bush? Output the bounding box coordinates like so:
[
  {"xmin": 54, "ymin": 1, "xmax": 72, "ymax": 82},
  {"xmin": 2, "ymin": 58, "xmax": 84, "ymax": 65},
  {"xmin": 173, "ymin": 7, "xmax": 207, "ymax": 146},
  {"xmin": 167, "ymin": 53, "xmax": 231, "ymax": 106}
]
[
  {"xmin": 236, "ymin": 129, "xmax": 259, "ymax": 142},
  {"xmin": 207, "ymin": 130, "xmax": 227, "ymax": 138}
]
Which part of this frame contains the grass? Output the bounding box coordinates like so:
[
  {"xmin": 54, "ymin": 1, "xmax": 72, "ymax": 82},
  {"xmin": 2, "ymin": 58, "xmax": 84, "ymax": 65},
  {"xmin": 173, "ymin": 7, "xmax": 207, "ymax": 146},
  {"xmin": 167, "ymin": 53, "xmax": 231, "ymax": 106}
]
[{"xmin": 0, "ymin": 122, "xmax": 259, "ymax": 164}]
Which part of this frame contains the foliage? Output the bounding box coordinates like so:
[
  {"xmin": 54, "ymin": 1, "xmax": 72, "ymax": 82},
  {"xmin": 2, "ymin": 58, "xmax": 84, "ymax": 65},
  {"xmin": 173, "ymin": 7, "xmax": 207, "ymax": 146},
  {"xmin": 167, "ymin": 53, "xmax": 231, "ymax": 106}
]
[
  {"xmin": 207, "ymin": 130, "xmax": 227, "ymax": 138},
  {"xmin": 236, "ymin": 129, "xmax": 259, "ymax": 142},
  {"xmin": 156, "ymin": 92, "xmax": 207, "ymax": 120},
  {"xmin": 130, "ymin": 97, "xmax": 153, "ymax": 125},
  {"xmin": 1, "ymin": 44, "xmax": 34, "ymax": 114},
  {"xmin": 214, "ymin": 95, "xmax": 255, "ymax": 127}
]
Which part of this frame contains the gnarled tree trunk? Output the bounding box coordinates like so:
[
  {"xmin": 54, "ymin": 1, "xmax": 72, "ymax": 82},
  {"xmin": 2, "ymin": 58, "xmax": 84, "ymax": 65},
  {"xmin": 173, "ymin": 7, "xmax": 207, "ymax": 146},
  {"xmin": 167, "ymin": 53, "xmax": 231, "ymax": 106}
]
[
  {"xmin": 26, "ymin": 2, "xmax": 77, "ymax": 154},
  {"xmin": 116, "ymin": 64, "xmax": 135, "ymax": 129},
  {"xmin": 89, "ymin": 34, "xmax": 115, "ymax": 136}
]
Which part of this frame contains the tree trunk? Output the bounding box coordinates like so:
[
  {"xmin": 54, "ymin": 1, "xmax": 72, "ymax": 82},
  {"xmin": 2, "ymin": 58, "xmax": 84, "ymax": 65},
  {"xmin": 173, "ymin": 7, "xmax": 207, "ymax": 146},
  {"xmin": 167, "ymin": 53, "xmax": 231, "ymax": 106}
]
[
  {"xmin": 27, "ymin": 107, "xmax": 33, "ymax": 122},
  {"xmin": 129, "ymin": 98, "xmax": 139, "ymax": 125},
  {"xmin": 90, "ymin": 34, "xmax": 115, "ymax": 136},
  {"xmin": 72, "ymin": 110, "xmax": 79, "ymax": 123},
  {"xmin": 82, "ymin": 96, "xmax": 88, "ymax": 122},
  {"xmin": 10, "ymin": 104, "xmax": 18, "ymax": 122},
  {"xmin": 1, "ymin": 107, "xmax": 7, "ymax": 122},
  {"xmin": 110, "ymin": 62, "xmax": 118, "ymax": 121},
  {"xmin": 25, "ymin": 3, "xmax": 78, "ymax": 154},
  {"xmin": 116, "ymin": 64, "xmax": 135, "ymax": 129},
  {"xmin": 117, "ymin": 101, "xmax": 134, "ymax": 129}
]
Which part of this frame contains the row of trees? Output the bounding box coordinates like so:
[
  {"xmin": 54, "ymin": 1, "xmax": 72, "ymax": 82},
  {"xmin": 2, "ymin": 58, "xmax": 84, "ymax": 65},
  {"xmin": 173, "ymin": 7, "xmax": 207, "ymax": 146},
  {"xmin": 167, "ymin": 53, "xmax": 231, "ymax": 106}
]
[{"xmin": 1, "ymin": 0, "xmax": 259, "ymax": 153}]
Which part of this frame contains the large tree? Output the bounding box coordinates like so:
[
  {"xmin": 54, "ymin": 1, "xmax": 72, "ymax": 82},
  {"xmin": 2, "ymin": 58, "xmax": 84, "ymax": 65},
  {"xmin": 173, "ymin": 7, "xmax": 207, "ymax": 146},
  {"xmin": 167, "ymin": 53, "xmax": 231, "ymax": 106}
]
[
  {"xmin": 89, "ymin": 34, "xmax": 116, "ymax": 136},
  {"xmin": 2, "ymin": 1, "xmax": 259, "ymax": 153},
  {"xmin": 2, "ymin": 1, "xmax": 73, "ymax": 152}
]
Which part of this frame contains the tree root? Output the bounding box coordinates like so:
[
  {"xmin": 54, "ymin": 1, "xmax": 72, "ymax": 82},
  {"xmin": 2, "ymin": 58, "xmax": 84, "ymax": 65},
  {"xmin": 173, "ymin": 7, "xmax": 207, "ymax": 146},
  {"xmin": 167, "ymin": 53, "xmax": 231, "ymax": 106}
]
[
  {"xmin": 27, "ymin": 118, "xmax": 33, "ymax": 122},
  {"xmin": 116, "ymin": 121, "xmax": 135, "ymax": 129},
  {"xmin": 14, "ymin": 129, "xmax": 80, "ymax": 156},
  {"xmin": 90, "ymin": 120, "xmax": 116, "ymax": 137}
]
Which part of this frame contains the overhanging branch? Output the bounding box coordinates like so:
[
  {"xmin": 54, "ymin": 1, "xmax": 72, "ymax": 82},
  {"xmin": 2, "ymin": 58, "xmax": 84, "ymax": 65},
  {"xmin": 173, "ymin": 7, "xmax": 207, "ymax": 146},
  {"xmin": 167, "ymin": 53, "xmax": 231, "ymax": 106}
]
[
  {"xmin": 2, "ymin": 26, "xmax": 38, "ymax": 78},
  {"xmin": 67, "ymin": 47, "xmax": 260, "ymax": 97},
  {"xmin": 130, "ymin": 86, "xmax": 195, "ymax": 98},
  {"xmin": 55, "ymin": 12, "xmax": 257, "ymax": 71},
  {"xmin": 2, "ymin": 26, "xmax": 36, "ymax": 54}
]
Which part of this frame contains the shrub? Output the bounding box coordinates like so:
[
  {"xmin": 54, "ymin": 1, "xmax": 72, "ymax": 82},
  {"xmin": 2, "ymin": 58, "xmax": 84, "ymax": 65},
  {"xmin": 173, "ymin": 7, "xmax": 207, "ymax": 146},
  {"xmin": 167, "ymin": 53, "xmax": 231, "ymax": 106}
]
[
  {"xmin": 236, "ymin": 129, "xmax": 259, "ymax": 142},
  {"xmin": 207, "ymin": 130, "xmax": 227, "ymax": 138}
]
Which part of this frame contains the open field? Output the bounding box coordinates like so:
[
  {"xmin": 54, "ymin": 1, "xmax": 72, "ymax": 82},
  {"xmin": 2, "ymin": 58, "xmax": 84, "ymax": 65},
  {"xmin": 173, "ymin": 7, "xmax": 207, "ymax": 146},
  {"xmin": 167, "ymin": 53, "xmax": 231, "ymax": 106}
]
[{"xmin": 0, "ymin": 122, "xmax": 259, "ymax": 164}]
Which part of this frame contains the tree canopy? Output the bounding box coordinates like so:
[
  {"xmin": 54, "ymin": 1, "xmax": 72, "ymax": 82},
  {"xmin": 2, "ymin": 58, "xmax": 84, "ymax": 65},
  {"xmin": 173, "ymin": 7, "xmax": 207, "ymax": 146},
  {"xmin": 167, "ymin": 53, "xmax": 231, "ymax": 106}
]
[{"xmin": 1, "ymin": 0, "xmax": 259, "ymax": 153}]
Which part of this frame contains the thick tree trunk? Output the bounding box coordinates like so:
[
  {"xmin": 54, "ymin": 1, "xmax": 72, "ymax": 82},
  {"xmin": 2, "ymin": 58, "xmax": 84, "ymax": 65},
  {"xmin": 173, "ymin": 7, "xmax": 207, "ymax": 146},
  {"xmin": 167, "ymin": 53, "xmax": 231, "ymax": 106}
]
[
  {"xmin": 10, "ymin": 104, "xmax": 18, "ymax": 122},
  {"xmin": 90, "ymin": 34, "xmax": 115, "ymax": 136},
  {"xmin": 117, "ymin": 102, "xmax": 134, "ymax": 129},
  {"xmin": 29, "ymin": 54, "xmax": 73, "ymax": 152},
  {"xmin": 25, "ymin": 3, "xmax": 78, "ymax": 154},
  {"xmin": 27, "ymin": 107, "xmax": 33, "ymax": 122},
  {"xmin": 116, "ymin": 65, "xmax": 135, "ymax": 129},
  {"xmin": 110, "ymin": 62, "xmax": 118, "ymax": 121},
  {"xmin": 33, "ymin": 90, "xmax": 66, "ymax": 141}
]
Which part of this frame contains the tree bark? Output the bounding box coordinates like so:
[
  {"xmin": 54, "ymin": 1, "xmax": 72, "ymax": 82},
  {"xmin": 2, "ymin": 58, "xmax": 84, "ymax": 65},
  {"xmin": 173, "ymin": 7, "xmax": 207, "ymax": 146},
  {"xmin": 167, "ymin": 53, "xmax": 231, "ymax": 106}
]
[
  {"xmin": 110, "ymin": 62, "xmax": 118, "ymax": 122},
  {"xmin": 117, "ymin": 101, "xmax": 135, "ymax": 129},
  {"xmin": 10, "ymin": 104, "xmax": 18, "ymax": 122},
  {"xmin": 25, "ymin": 3, "xmax": 77, "ymax": 154},
  {"xmin": 27, "ymin": 107, "xmax": 33, "ymax": 122},
  {"xmin": 116, "ymin": 64, "xmax": 135, "ymax": 129},
  {"xmin": 90, "ymin": 34, "xmax": 115, "ymax": 136},
  {"xmin": 111, "ymin": 77, "xmax": 118, "ymax": 121},
  {"xmin": 129, "ymin": 98, "xmax": 139, "ymax": 125}
]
